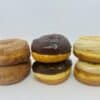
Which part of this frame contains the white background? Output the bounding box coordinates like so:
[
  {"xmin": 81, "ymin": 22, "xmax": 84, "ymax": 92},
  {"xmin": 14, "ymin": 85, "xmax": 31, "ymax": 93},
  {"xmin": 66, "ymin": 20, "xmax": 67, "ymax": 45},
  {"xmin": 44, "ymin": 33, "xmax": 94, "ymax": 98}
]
[{"xmin": 0, "ymin": 0, "xmax": 100, "ymax": 100}]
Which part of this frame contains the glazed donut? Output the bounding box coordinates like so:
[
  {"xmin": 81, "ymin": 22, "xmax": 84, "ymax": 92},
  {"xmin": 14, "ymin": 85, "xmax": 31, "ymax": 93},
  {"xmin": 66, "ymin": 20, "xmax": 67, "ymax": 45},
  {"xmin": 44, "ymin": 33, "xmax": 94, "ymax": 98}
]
[
  {"xmin": 32, "ymin": 60, "xmax": 72, "ymax": 85},
  {"xmin": 0, "ymin": 39, "xmax": 30, "ymax": 65},
  {"xmin": 0, "ymin": 61, "xmax": 31, "ymax": 85},
  {"xmin": 74, "ymin": 60, "xmax": 100, "ymax": 86},
  {"xmin": 31, "ymin": 34, "xmax": 71, "ymax": 63},
  {"xmin": 74, "ymin": 36, "xmax": 100, "ymax": 63}
]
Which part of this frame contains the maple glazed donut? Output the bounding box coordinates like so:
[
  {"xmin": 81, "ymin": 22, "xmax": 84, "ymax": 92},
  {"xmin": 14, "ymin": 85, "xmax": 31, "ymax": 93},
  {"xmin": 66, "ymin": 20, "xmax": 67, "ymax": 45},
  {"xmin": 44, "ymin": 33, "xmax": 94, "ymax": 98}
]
[
  {"xmin": 0, "ymin": 39, "xmax": 30, "ymax": 65},
  {"xmin": 0, "ymin": 61, "xmax": 31, "ymax": 85},
  {"xmin": 31, "ymin": 34, "xmax": 71, "ymax": 63},
  {"xmin": 32, "ymin": 60, "xmax": 72, "ymax": 85},
  {"xmin": 74, "ymin": 60, "xmax": 100, "ymax": 86},
  {"xmin": 74, "ymin": 36, "xmax": 100, "ymax": 63}
]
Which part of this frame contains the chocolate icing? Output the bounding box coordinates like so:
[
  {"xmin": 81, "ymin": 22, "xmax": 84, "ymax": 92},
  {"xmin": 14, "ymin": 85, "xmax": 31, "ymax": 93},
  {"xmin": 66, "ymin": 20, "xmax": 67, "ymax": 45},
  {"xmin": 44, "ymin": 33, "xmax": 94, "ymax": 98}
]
[
  {"xmin": 31, "ymin": 34, "xmax": 71, "ymax": 54},
  {"xmin": 32, "ymin": 60, "xmax": 72, "ymax": 74}
]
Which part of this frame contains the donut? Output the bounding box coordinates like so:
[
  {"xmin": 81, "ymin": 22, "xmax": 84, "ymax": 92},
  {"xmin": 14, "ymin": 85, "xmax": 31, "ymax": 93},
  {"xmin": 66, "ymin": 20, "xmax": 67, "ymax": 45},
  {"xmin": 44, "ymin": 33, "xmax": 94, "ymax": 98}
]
[
  {"xmin": 32, "ymin": 60, "xmax": 72, "ymax": 85},
  {"xmin": 74, "ymin": 36, "xmax": 100, "ymax": 63},
  {"xmin": 31, "ymin": 34, "xmax": 71, "ymax": 63},
  {"xmin": 74, "ymin": 60, "xmax": 100, "ymax": 86},
  {"xmin": 0, "ymin": 39, "xmax": 30, "ymax": 65},
  {"xmin": 0, "ymin": 61, "xmax": 31, "ymax": 85}
]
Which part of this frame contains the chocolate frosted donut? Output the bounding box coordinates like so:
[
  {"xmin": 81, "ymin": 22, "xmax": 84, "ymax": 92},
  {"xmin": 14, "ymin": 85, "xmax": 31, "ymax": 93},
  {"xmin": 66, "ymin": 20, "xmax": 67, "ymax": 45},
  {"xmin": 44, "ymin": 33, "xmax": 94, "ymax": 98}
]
[
  {"xmin": 32, "ymin": 60, "xmax": 72, "ymax": 74},
  {"xmin": 31, "ymin": 34, "xmax": 71, "ymax": 63},
  {"xmin": 31, "ymin": 34, "xmax": 71, "ymax": 54},
  {"xmin": 32, "ymin": 60, "xmax": 72, "ymax": 85},
  {"xmin": 0, "ymin": 39, "xmax": 30, "ymax": 65}
]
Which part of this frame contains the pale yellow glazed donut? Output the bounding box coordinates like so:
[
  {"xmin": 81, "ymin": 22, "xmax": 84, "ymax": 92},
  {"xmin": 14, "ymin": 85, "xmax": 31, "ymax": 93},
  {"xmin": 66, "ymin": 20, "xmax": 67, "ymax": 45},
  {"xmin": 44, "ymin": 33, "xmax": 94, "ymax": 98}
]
[
  {"xmin": 74, "ymin": 36, "xmax": 100, "ymax": 63},
  {"xmin": 74, "ymin": 60, "xmax": 100, "ymax": 86}
]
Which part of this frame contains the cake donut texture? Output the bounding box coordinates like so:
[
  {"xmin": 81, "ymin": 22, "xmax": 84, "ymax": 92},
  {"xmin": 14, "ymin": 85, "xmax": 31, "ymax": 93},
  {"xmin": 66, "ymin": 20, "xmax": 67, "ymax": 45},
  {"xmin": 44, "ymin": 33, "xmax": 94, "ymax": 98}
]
[
  {"xmin": 31, "ymin": 34, "xmax": 71, "ymax": 63},
  {"xmin": 0, "ymin": 61, "xmax": 31, "ymax": 85},
  {"xmin": 74, "ymin": 36, "xmax": 100, "ymax": 63},
  {"xmin": 0, "ymin": 39, "xmax": 31, "ymax": 85},
  {"xmin": 32, "ymin": 60, "xmax": 72, "ymax": 85},
  {"xmin": 74, "ymin": 60, "xmax": 100, "ymax": 86},
  {"xmin": 0, "ymin": 39, "xmax": 30, "ymax": 65}
]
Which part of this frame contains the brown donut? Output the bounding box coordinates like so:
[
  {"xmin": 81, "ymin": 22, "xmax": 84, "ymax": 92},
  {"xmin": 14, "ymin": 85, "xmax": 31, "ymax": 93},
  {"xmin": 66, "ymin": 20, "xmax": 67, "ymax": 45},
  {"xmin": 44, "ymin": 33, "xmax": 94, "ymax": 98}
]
[
  {"xmin": 0, "ymin": 61, "xmax": 31, "ymax": 85},
  {"xmin": 0, "ymin": 39, "xmax": 30, "ymax": 65}
]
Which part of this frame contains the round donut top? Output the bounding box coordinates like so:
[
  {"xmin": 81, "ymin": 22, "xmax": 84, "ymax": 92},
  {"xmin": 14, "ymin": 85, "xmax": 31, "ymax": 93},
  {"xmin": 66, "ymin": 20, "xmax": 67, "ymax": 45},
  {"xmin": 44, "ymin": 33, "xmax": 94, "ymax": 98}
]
[
  {"xmin": 0, "ymin": 39, "xmax": 30, "ymax": 55},
  {"xmin": 32, "ymin": 59, "xmax": 72, "ymax": 74},
  {"xmin": 31, "ymin": 34, "xmax": 71, "ymax": 54},
  {"xmin": 74, "ymin": 36, "xmax": 100, "ymax": 54}
]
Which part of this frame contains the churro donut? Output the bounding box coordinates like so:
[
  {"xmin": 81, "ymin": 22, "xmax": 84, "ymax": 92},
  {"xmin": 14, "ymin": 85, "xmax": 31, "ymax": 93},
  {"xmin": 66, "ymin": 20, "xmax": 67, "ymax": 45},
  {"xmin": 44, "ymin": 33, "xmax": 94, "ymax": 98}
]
[
  {"xmin": 74, "ymin": 36, "xmax": 100, "ymax": 63},
  {"xmin": 31, "ymin": 34, "xmax": 71, "ymax": 63},
  {"xmin": 0, "ymin": 61, "xmax": 31, "ymax": 85},
  {"xmin": 32, "ymin": 60, "xmax": 72, "ymax": 85},
  {"xmin": 74, "ymin": 60, "xmax": 100, "ymax": 86},
  {"xmin": 0, "ymin": 39, "xmax": 30, "ymax": 65}
]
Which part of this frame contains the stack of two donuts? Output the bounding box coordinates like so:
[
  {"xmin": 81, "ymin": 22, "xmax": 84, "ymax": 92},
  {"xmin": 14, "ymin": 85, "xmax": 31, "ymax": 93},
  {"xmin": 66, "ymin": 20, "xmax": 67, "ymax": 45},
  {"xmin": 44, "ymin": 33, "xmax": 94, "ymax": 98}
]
[
  {"xmin": 0, "ymin": 39, "xmax": 31, "ymax": 85},
  {"xmin": 31, "ymin": 34, "xmax": 72, "ymax": 85},
  {"xmin": 74, "ymin": 36, "xmax": 100, "ymax": 86}
]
